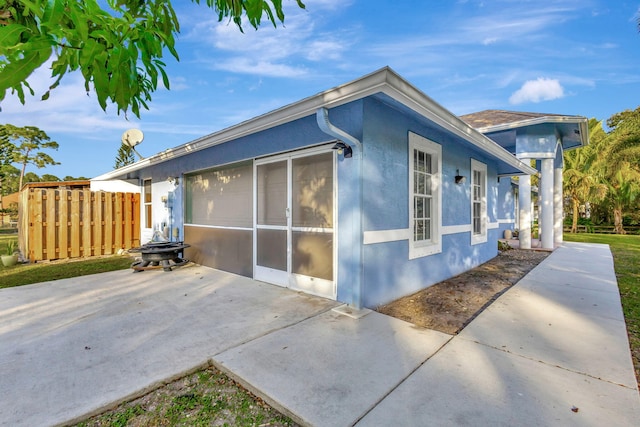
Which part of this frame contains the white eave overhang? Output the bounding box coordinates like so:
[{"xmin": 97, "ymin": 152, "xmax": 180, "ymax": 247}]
[
  {"xmin": 93, "ymin": 67, "xmax": 537, "ymax": 181},
  {"xmin": 475, "ymin": 116, "xmax": 590, "ymax": 147}
]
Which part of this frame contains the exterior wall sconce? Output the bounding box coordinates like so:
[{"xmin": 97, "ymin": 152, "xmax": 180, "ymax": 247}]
[
  {"xmin": 455, "ymin": 169, "xmax": 466, "ymax": 185},
  {"xmin": 332, "ymin": 141, "xmax": 353, "ymax": 158}
]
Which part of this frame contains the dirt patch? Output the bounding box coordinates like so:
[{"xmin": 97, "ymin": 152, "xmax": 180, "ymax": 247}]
[{"xmin": 377, "ymin": 249, "xmax": 550, "ymax": 335}]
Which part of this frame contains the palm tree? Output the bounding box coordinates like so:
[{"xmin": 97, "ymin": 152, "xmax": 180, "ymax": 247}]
[
  {"xmin": 596, "ymin": 108, "xmax": 640, "ymax": 234},
  {"xmin": 604, "ymin": 163, "xmax": 640, "ymax": 234},
  {"xmin": 563, "ymin": 119, "xmax": 607, "ymax": 233}
]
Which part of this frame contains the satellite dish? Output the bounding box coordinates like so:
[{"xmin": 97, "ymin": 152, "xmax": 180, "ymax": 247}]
[
  {"xmin": 121, "ymin": 129, "xmax": 145, "ymax": 160},
  {"xmin": 121, "ymin": 128, "xmax": 144, "ymax": 147}
]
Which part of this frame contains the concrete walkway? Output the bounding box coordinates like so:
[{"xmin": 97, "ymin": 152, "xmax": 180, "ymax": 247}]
[{"xmin": 0, "ymin": 242, "xmax": 638, "ymax": 426}]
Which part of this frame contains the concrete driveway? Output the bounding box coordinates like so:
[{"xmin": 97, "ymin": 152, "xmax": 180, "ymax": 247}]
[{"xmin": 0, "ymin": 264, "xmax": 340, "ymax": 426}]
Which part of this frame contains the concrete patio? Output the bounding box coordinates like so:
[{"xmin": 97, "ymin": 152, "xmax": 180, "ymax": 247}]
[{"xmin": 0, "ymin": 241, "xmax": 638, "ymax": 426}]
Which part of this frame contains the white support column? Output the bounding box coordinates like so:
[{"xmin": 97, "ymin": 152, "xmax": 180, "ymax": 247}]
[
  {"xmin": 540, "ymin": 158, "xmax": 554, "ymax": 249},
  {"xmin": 519, "ymin": 174, "xmax": 532, "ymax": 249},
  {"xmin": 554, "ymin": 166, "xmax": 563, "ymax": 245}
]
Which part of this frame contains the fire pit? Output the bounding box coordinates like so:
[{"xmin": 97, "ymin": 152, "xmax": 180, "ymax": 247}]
[{"xmin": 130, "ymin": 241, "xmax": 190, "ymax": 272}]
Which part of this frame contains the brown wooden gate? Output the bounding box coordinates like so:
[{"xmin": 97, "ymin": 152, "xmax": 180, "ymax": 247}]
[{"xmin": 19, "ymin": 189, "xmax": 140, "ymax": 262}]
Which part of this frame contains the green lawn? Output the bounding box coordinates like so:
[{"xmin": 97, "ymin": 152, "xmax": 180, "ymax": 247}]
[
  {"xmin": 564, "ymin": 233, "xmax": 640, "ymax": 385},
  {"xmin": 0, "ymin": 234, "xmax": 134, "ymax": 289}
]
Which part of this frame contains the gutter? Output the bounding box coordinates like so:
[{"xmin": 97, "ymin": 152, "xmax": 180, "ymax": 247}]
[{"xmin": 93, "ymin": 67, "xmax": 536, "ymax": 181}]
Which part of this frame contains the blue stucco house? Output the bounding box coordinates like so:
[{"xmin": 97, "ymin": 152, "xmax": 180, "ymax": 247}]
[{"xmin": 92, "ymin": 67, "xmax": 586, "ymax": 309}]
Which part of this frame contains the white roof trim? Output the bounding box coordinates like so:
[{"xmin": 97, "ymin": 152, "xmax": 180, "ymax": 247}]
[
  {"xmin": 93, "ymin": 67, "xmax": 537, "ymax": 181},
  {"xmin": 474, "ymin": 115, "xmax": 590, "ymax": 148}
]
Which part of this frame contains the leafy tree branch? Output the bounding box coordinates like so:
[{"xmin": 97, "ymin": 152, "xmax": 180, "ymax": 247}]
[{"xmin": 0, "ymin": 0, "xmax": 305, "ymax": 118}]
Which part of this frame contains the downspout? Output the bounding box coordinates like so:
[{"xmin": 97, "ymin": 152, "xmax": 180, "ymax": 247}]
[
  {"xmin": 316, "ymin": 107, "xmax": 362, "ymax": 151},
  {"xmin": 316, "ymin": 107, "xmax": 364, "ymax": 310}
]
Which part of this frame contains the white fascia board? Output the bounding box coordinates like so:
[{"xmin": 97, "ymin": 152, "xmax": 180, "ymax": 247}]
[
  {"xmin": 95, "ymin": 67, "xmax": 536, "ymax": 179},
  {"xmin": 94, "ymin": 69, "xmax": 392, "ymax": 180},
  {"xmin": 476, "ymin": 115, "xmax": 590, "ymax": 149},
  {"xmin": 475, "ymin": 115, "xmax": 588, "ymax": 133},
  {"xmin": 379, "ymin": 72, "xmax": 538, "ymax": 175}
]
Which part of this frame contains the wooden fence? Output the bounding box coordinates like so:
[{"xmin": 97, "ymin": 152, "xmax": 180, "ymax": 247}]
[{"xmin": 19, "ymin": 189, "xmax": 141, "ymax": 262}]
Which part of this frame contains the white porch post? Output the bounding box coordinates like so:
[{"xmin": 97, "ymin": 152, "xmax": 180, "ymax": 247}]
[
  {"xmin": 540, "ymin": 158, "xmax": 554, "ymax": 249},
  {"xmin": 554, "ymin": 165, "xmax": 563, "ymax": 245},
  {"xmin": 519, "ymin": 173, "xmax": 532, "ymax": 249}
]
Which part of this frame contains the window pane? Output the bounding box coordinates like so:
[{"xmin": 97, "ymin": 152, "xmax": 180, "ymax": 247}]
[
  {"xmin": 414, "ymin": 219, "xmax": 423, "ymax": 241},
  {"xmin": 145, "ymin": 204, "xmax": 152, "ymax": 229},
  {"xmin": 292, "ymin": 153, "xmax": 333, "ymax": 228},
  {"xmin": 257, "ymin": 228, "xmax": 287, "ymax": 270},
  {"xmin": 474, "ymin": 217, "xmax": 481, "ymax": 234},
  {"xmin": 292, "ymin": 231, "xmax": 333, "ymax": 280},
  {"xmin": 185, "ymin": 162, "xmax": 253, "ymax": 227},
  {"xmin": 257, "ymin": 161, "xmax": 287, "ymax": 226}
]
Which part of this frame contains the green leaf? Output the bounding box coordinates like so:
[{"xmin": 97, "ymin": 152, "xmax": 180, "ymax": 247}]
[
  {"xmin": 0, "ymin": 25, "xmax": 29, "ymax": 47},
  {"xmin": 0, "ymin": 51, "xmax": 45, "ymax": 93},
  {"xmin": 69, "ymin": 3, "xmax": 89, "ymax": 41},
  {"xmin": 80, "ymin": 38, "xmax": 106, "ymax": 66},
  {"xmin": 41, "ymin": 0, "xmax": 66, "ymax": 29},
  {"xmin": 155, "ymin": 60, "xmax": 170, "ymax": 89}
]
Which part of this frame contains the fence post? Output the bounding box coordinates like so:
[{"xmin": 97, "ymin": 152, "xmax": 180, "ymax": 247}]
[{"xmin": 30, "ymin": 190, "xmax": 44, "ymax": 261}]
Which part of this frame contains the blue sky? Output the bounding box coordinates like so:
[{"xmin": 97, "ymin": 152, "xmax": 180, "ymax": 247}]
[{"xmin": 2, "ymin": 0, "xmax": 640, "ymax": 179}]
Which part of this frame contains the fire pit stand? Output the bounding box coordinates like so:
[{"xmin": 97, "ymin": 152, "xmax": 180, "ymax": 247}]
[{"xmin": 129, "ymin": 241, "xmax": 190, "ymax": 272}]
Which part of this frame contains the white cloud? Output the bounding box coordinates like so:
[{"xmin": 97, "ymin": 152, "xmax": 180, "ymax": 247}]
[
  {"xmin": 181, "ymin": 3, "xmax": 351, "ymax": 78},
  {"xmin": 509, "ymin": 78, "xmax": 565, "ymax": 104},
  {"xmin": 214, "ymin": 57, "xmax": 308, "ymax": 78}
]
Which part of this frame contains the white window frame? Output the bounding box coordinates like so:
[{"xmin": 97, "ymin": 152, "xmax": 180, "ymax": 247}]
[
  {"xmin": 142, "ymin": 178, "xmax": 152, "ymax": 230},
  {"xmin": 408, "ymin": 132, "xmax": 442, "ymax": 259},
  {"xmin": 470, "ymin": 158, "xmax": 487, "ymax": 245}
]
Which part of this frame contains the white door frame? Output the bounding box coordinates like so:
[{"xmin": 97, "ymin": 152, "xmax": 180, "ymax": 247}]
[{"xmin": 253, "ymin": 146, "xmax": 337, "ymax": 299}]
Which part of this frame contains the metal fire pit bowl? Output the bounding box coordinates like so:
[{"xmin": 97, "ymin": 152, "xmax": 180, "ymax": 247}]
[{"xmin": 130, "ymin": 241, "xmax": 190, "ymax": 272}]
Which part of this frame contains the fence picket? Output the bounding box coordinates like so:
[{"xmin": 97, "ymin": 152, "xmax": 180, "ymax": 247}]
[
  {"xmin": 104, "ymin": 192, "xmax": 113, "ymax": 255},
  {"xmin": 82, "ymin": 189, "xmax": 92, "ymax": 257},
  {"xmin": 58, "ymin": 190, "xmax": 69, "ymax": 259},
  {"xmin": 45, "ymin": 190, "xmax": 57, "ymax": 259},
  {"xmin": 70, "ymin": 191, "xmax": 81, "ymax": 258}
]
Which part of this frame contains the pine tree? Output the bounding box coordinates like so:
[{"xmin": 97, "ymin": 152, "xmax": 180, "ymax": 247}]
[{"xmin": 114, "ymin": 144, "xmax": 136, "ymax": 169}]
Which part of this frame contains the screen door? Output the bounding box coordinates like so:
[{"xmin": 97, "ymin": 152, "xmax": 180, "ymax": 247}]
[{"xmin": 254, "ymin": 150, "xmax": 335, "ymax": 299}]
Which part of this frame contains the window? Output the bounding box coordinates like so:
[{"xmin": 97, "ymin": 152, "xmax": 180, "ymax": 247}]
[
  {"xmin": 471, "ymin": 159, "xmax": 487, "ymax": 244},
  {"xmin": 409, "ymin": 132, "xmax": 441, "ymax": 259},
  {"xmin": 143, "ymin": 179, "xmax": 152, "ymax": 229},
  {"xmin": 185, "ymin": 162, "xmax": 253, "ymax": 227}
]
